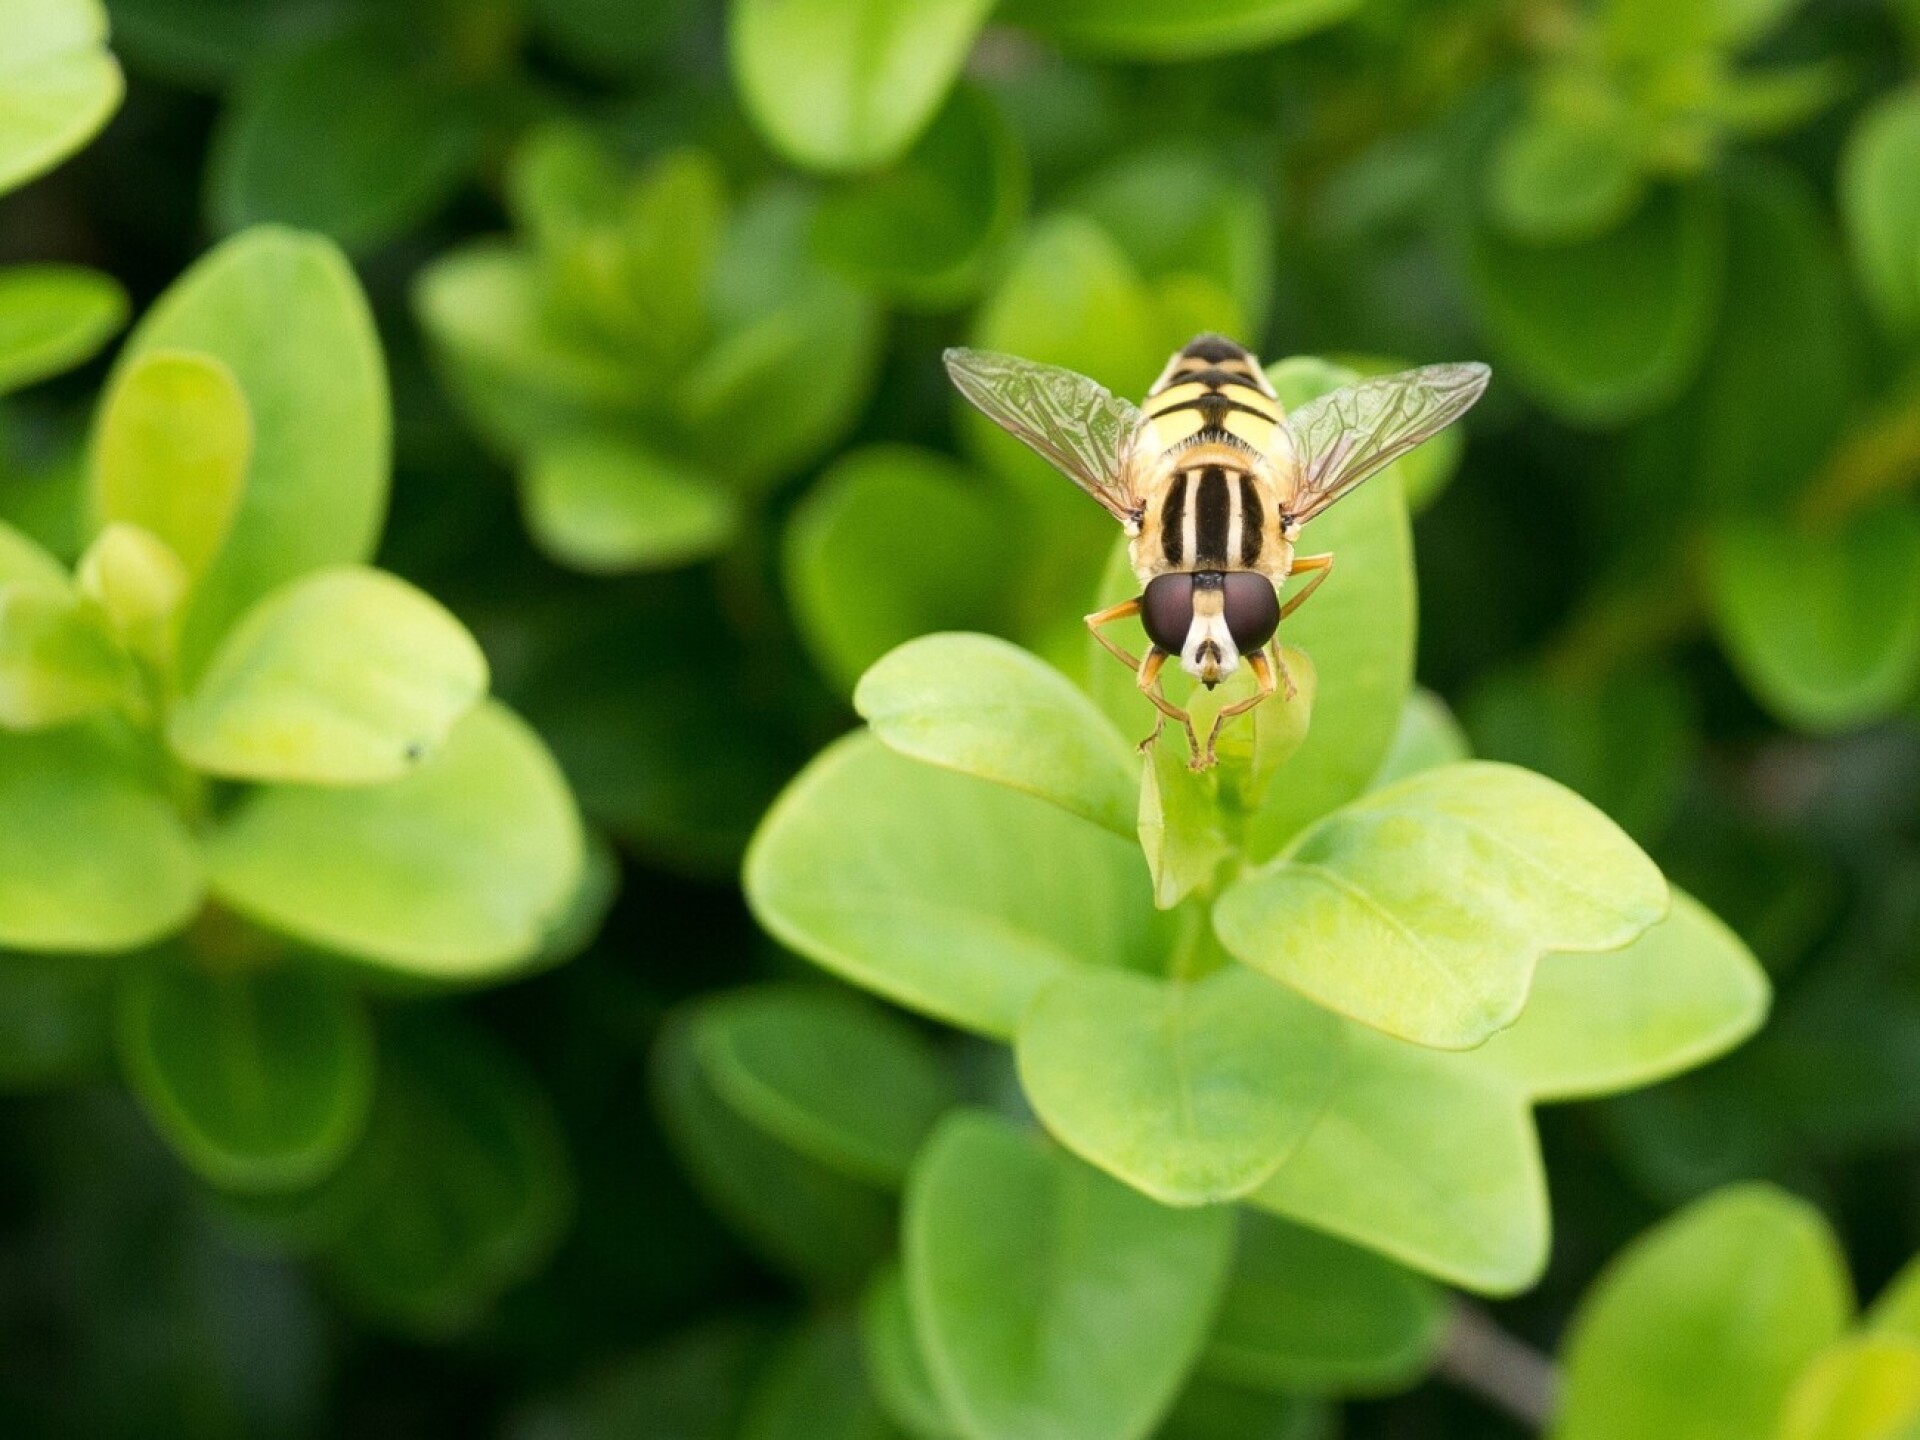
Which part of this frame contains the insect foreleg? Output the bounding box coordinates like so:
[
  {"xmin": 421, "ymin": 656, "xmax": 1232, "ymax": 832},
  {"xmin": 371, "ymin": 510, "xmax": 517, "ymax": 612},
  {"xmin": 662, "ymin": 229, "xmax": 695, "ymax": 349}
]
[
  {"xmin": 1280, "ymin": 552, "xmax": 1334, "ymax": 620},
  {"xmin": 1199, "ymin": 648, "xmax": 1279, "ymax": 770},
  {"xmin": 1136, "ymin": 649, "xmax": 1199, "ymax": 759},
  {"xmin": 1084, "ymin": 597, "xmax": 1144, "ymax": 669}
]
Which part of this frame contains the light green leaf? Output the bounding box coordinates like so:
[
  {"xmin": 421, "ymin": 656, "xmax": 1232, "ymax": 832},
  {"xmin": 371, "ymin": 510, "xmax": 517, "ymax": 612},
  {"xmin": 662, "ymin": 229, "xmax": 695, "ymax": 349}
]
[
  {"xmin": 0, "ymin": 264, "xmax": 125, "ymax": 394},
  {"xmin": 522, "ymin": 437, "xmax": 737, "ymax": 575},
  {"xmin": 1466, "ymin": 180, "xmax": 1724, "ymax": 426},
  {"xmin": 856, "ymin": 632, "xmax": 1139, "ymax": 840},
  {"xmin": 0, "ymin": 517, "xmax": 68, "ymax": 588},
  {"xmin": 905, "ymin": 1111, "xmax": 1235, "ymax": 1440},
  {"xmin": 745, "ymin": 733, "xmax": 1160, "ymax": 1039},
  {"xmin": 1015, "ymin": 965, "xmax": 1342, "ymax": 1206},
  {"xmin": 1487, "ymin": 111, "xmax": 1648, "ymax": 245},
  {"xmin": 1841, "ymin": 88, "xmax": 1920, "ymax": 336},
  {"xmin": 206, "ymin": 28, "xmax": 477, "ymax": 252},
  {"xmin": 90, "ymin": 348, "xmax": 252, "ymax": 582},
  {"xmin": 1002, "ymin": 0, "xmax": 1361, "ymax": 60},
  {"xmin": 1872, "ymin": 1257, "xmax": 1920, "ymax": 1342},
  {"xmin": 0, "ymin": 722, "xmax": 203, "ymax": 952},
  {"xmin": 1708, "ymin": 507, "xmax": 1920, "ymax": 732},
  {"xmin": 1215, "ymin": 761, "xmax": 1668, "ymax": 1049},
  {"xmin": 784, "ymin": 445, "xmax": 1013, "ymax": 695},
  {"xmin": 729, "ymin": 0, "xmax": 996, "ymax": 172},
  {"xmin": 1554, "ymin": 1185, "xmax": 1853, "ymax": 1440},
  {"xmin": 1777, "ymin": 1338, "xmax": 1920, "ymax": 1440},
  {"xmin": 75, "ymin": 522, "xmax": 188, "ymax": 656},
  {"xmin": 0, "ymin": 0, "xmax": 123, "ymax": 195},
  {"xmin": 110, "ymin": 227, "xmax": 390, "ymax": 679},
  {"xmin": 169, "ymin": 566, "xmax": 488, "ymax": 785},
  {"xmin": 0, "ymin": 581, "xmax": 134, "ymax": 727},
  {"xmin": 689, "ymin": 983, "xmax": 957, "ymax": 1190},
  {"xmin": 740, "ymin": 1313, "xmax": 898, "ymax": 1440},
  {"xmin": 116, "ymin": 962, "xmax": 374, "ymax": 1192},
  {"xmin": 206, "ymin": 700, "xmax": 584, "ymax": 979},
  {"xmin": 864, "ymin": 1267, "xmax": 963, "ymax": 1439},
  {"xmin": 1470, "ymin": 890, "xmax": 1768, "ymax": 1102},
  {"xmin": 1249, "ymin": 1025, "xmax": 1548, "ymax": 1294},
  {"xmin": 1369, "ymin": 689, "xmax": 1471, "ymax": 789},
  {"xmin": 319, "ymin": 1018, "xmax": 571, "ymax": 1336},
  {"xmin": 814, "ymin": 85, "xmax": 1027, "ymax": 308},
  {"xmin": 1138, "ymin": 727, "xmax": 1236, "ymax": 910},
  {"xmin": 654, "ymin": 1007, "xmax": 894, "ymax": 1288},
  {"xmin": 1201, "ymin": 1212, "xmax": 1447, "ymax": 1395}
]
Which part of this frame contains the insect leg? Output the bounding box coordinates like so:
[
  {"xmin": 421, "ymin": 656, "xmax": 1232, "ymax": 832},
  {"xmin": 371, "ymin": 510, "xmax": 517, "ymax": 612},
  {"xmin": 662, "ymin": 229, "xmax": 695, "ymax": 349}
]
[
  {"xmin": 1084, "ymin": 597, "xmax": 1143, "ymax": 669},
  {"xmin": 1280, "ymin": 552, "xmax": 1334, "ymax": 620},
  {"xmin": 1136, "ymin": 649, "xmax": 1199, "ymax": 758},
  {"xmin": 1199, "ymin": 648, "xmax": 1279, "ymax": 770}
]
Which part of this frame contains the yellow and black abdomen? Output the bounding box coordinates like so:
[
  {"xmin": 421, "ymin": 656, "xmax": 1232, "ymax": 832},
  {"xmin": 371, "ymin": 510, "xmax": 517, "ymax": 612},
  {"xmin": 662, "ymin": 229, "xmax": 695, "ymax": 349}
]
[{"xmin": 1141, "ymin": 336, "xmax": 1289, "ymax": 574}]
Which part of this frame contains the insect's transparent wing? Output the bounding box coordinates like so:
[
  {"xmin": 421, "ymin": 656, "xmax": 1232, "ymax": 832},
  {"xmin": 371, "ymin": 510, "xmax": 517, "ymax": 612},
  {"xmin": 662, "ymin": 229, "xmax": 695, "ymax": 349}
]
[
  {"xmin": 943, "ymin": 347, "xmax": 1151, "ymax": 526},
  {"xmin": 1282, "ymin": 363, "xmax": 1490, "ymax": 522}
]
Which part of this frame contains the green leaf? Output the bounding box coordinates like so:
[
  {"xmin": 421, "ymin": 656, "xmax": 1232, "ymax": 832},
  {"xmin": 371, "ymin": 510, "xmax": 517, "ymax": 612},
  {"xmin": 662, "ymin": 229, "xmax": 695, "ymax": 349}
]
[
  {"xmin": 745, "ymin": 733, "xmax": 1161, "ymax": 1039},
  {"xmin": 856, "ymin": 632, "xmax": 1139, "ymax": 840},
  {"xmin": 1070, "ymin": 144, "xmax": 1275, "ymax": 333},
  {"xmin": 110, "ymin": 227, "xmax": 390, "ymax": 680},
  {"xmin": 414, "ymin": 242, "xmax": 645, "ymax": 456},
  {"xmin": 1157, "ymin": 1380, "xmax": 1333, "ymax": 1440},
  {"xmin": 680, "ymin": 190, "xmax": 882, "ymax": 487},
  {"xmin": 1841, "ymin": 88, "xmax": 1920, "ymax": 336},
  {"xmin": 1777, "ymin": 1338, "xmax": 1920, "ymax": 1440},
  {"xmin": 116, "ymin": 961, "xmax": 374, "ymax": 1192},
  {"xmin": 1553, "ymin": 1185, "xmax": 1853, "ymax": 1440},
  {"xmin": 1137, "ymin": 724, "xmax": 1236, "ymax": 910},
  {"xmin": 0, "ymin": 517, "xmax": 68, "ymax": 589},
  {"xmin": 1002, "ymin": 0, "xmax": 1361, "ymax": 60},
  {"xmin": 0, "ymin": 581, "xmax": 135, "ymax": 727},
  {"xmin": 206, "ymin": 700, "xmax": 584, "ymax": 979},
  {"xmin": 76, "ymin": 522, "xmax": 189, "ymax": 659},
  {"xmin": 1707, "ymin": 507, "xmax": 1920, "ymax": 732},
  {"xmin": 1249, "ymin": 1025, "xmax": 1548, "ymax": 1294},
  {"xmin": 1200, "ymin": 1212, "xmax": 1447, "ymax": 1396},
  {"xmin": 319, "ymin": 1018, "xmax": 571, "ymax": 1336},
  {"xmin": 1015, "ymin": 965, "xmax": 1342, "ymax": 1205},
  {"xmin": 168, "ymin": 566, "xmax": 488, "ymax": 785},
  {"xmin": 740, "ymin": 1313, "xmax": 899, "ymax": 1440},
  {"xmin": 1465, "ymin": 179, "xmax": 1724, "ymax": 426},
  {"xmin": 0, "ymin": 0, "xmax": 123, "ymax": 195},
  {"xmin": 90, "ymin": 348, "xmax": 253, "ymax": 583},
  {"xmin": 1215, "ymin": 761, "xmax": 1668, "ymax": 1049},
  {"xmin": 728, "ymin": 0, "xmax": 996, "ymax": 172},
  {"xmin": 0, "ymin": 264, "xmax": 125, "ymax": 395},
  {"xmin": 654, "ymin": 1007, "xmax": 895, "ymax": 1288},
  {"xmin": 1370, "ymin": 689, "xmax": 1471, "ymax": 789},
  {"xmin": 689, "ymin": 983, "xmax": 957, "ymax": 1190},
  {"xmin": 784, "ymin": 445, "xmax": 1013, "ymax": 695},
  {"xmin": 1470, "ymin": 890, "xmax": 1767, "ymax": 1102},
  {"xmin": 813, "ymin": 85, "xmax": 1028, "ymax": 307},
  {"xmin": 905, "ymin": 1111, "xmax": 1235, "ymax": 1440},
  {"xmin": 521, "ymin": 436, "xmax": 737, "ymax": 574},
  {"xmin": 206, "ymin": 28, "xmax": 477, "ymax": 252},
  {"xmin": 0, "ymin": 722, "xmax": 202, "ymax": 951},
  {"xmin": 1487, "ymin": 111, "xmax": 1648, "ymax": 246},
  {"xmin": 864, "ymin": 1267, "xmax": 963, "ymax": 1439},
  {"xmin": 1632, "ymin": 166, "xmax": 1860, "ymax": 513}
]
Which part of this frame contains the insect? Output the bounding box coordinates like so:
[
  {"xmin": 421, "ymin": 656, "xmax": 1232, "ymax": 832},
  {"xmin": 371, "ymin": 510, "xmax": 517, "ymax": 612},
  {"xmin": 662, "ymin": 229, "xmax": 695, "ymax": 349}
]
[{"xmin": 945, "ymin": 335, "xmax": 1489, "ymax": 770}]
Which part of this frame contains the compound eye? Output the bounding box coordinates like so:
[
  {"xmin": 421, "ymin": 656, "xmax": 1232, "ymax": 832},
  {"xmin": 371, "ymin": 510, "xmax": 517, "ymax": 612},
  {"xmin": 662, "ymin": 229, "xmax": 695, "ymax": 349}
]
[
  {"xmin": 1222, "ymin": 573, "xmax": 1280, "ymax": 652},
  {"xmin": 1140, "ymin": 573, "xmax": 1195, "ymax": 654}
]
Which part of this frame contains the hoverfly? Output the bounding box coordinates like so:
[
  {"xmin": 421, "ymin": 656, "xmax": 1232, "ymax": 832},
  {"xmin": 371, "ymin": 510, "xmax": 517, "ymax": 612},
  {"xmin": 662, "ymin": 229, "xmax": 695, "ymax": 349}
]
[{"xmin": 944, "ymin": 335, "xmax": 1489, "ymax": 770}]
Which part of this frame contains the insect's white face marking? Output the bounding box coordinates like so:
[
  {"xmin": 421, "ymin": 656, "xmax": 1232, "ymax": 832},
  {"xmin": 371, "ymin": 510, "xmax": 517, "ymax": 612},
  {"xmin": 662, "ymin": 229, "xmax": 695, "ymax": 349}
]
[{"xmin": 1180, "ymin": 585, "xmax": 1240, "ymax": 687}]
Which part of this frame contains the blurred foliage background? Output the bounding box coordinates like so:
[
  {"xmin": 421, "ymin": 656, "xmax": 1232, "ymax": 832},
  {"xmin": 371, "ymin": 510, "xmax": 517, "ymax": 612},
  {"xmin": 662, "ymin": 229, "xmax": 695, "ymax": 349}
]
[{"xmin": 5, "ymin": 0, "xmax": 1920, "ymax": 1435}]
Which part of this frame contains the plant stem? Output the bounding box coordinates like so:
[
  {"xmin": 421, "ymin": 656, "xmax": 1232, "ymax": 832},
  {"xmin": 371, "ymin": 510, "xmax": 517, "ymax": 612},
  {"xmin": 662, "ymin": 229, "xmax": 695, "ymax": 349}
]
[{"xmin": 1436, "ymin": 1302, "xmax": 1561, "ymax": 1432}]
